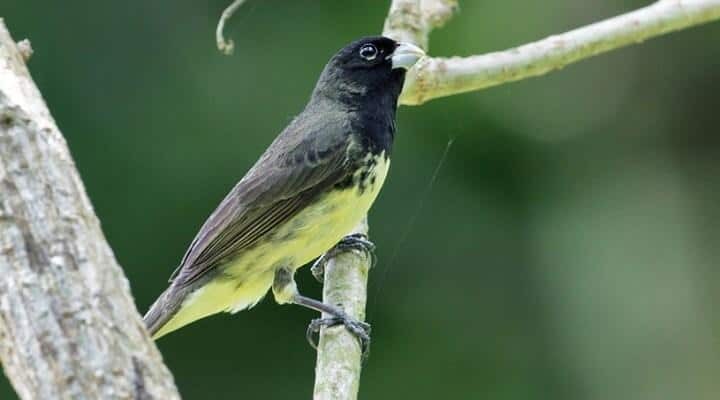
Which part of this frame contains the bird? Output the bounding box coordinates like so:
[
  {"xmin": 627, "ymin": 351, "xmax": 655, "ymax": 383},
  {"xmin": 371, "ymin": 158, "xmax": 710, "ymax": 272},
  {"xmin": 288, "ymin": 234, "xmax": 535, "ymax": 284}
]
[{"xmin": 143, "ymin": 36, "xmax": 425, "ymax": 349}]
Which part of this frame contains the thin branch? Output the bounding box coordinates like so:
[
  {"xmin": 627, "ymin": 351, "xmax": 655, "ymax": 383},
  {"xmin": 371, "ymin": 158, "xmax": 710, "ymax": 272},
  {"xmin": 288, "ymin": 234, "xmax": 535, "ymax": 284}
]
[
  {"xmin": 395, "ymin": 0, "xmax": 720, "ymax": 105},
  {"xmin": 216, "ymin": 0, "xmax": 249, "ymax": 55},
  {"xmin": 313, "ymin": 220, "xmax": 371, "ymax": 400},
  {"xmin": 0, "ymin": 19, "xmax": 180, "ymax": 399},
  {"xmin": 311, "ymin": 3, "xmax": 458, "ymax": 398},
  {"xmin": 382, "ymin": 0, "xmax": 458, "ymax": 50}
]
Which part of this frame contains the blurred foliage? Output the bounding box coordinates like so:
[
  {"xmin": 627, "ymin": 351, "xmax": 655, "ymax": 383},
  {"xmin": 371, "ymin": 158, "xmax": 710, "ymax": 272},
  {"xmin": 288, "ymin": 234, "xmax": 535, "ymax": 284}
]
[{"xmin": 2, "ymin": 1, "xmax": 720, "ymax": 399}]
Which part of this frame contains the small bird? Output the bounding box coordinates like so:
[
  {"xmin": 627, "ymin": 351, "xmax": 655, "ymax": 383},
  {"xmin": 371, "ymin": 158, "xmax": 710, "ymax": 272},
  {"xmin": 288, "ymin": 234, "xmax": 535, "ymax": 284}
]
[{"xmin": 144, "ymin": 36, "xmax": 424, "ymax": 348}]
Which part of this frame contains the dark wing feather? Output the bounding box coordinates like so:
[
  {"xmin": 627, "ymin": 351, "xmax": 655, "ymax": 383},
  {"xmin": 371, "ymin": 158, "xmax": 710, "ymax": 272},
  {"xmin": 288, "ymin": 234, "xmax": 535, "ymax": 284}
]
[{"xmin": 170, "ymin": 110, "xmax": 357, "ymax": 287}]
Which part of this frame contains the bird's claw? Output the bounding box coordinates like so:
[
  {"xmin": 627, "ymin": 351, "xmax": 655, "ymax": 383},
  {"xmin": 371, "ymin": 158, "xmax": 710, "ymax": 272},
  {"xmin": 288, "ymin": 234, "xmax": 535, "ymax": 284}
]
[
  {"xmin": 306, "ymin": 316, "xmax": 372, "ymax": 359},
  {"xmin": 311, "ymin": 234, "xmax": 376, "ymax": 283},
  {"xmin": 338, "ymin": 234, "xmax": 376, "ymax": 265}
]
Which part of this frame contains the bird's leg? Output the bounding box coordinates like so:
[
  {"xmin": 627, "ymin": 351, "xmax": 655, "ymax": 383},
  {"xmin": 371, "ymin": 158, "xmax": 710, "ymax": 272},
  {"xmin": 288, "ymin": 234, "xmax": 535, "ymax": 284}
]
[
  {"xmin": 272, "ymin": 266, "xmax": 371, "ymax": 357},
  {"xmin": 311, "ymin": 233, "xmax": 376, "ymax": 283}
]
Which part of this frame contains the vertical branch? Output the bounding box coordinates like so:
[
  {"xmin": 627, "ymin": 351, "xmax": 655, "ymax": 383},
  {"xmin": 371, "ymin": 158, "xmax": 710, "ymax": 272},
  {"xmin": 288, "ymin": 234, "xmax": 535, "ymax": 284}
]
[
  {"xmin": 312, "ymin": 220, "xmax": 370, "ymax": 400},
  {"xmin": 312, "ymin": 2, "xmax": 457, "ymax": 399},
  {"xmin": 383, "ymin": 0, "xmax": 458, "ymax": 50},
  {"xmin": 382, "ymin": 0, "xmax": 458, "ymax": 106},
  {"xmin": 0, "ymin": 19, "xmax": 179, "ymax": 399}
]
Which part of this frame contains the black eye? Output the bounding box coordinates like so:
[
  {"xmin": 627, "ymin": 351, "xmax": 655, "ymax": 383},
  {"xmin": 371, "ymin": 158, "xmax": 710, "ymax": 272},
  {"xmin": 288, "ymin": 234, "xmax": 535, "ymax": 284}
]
[{"xmin": 359, "ymin": 44, "xmax": 378, "ymax": 61}]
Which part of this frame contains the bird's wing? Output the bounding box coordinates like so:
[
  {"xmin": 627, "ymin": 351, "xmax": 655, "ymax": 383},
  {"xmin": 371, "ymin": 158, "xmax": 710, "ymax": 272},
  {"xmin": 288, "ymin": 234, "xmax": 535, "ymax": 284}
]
[{"xmin": 170, "ymin": 112, "xmax": 358, "ymax": 287}]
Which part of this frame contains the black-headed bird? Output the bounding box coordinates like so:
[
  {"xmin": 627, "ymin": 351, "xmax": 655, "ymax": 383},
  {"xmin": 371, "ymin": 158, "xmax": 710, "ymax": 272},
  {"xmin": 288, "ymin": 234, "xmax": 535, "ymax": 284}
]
[{"xmin": 144, "ymin": 36, "xmax": 424, "ymax": 350}]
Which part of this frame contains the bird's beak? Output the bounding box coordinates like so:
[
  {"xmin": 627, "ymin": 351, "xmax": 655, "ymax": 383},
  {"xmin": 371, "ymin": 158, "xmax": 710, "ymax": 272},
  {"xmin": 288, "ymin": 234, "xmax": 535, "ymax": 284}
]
[{"xmin": 390, "ymin": 42, "xmax": 426, "ymax": 70}]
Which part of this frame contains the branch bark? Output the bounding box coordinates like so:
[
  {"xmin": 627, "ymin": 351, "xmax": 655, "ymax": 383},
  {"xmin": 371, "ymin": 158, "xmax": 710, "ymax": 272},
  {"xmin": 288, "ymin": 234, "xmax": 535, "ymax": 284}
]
[
  {"xmin": 312, "ymin": 220, "xmax": 370, "ymax": 400},
  {"xmin": 395, "ymin": 0, "xmax": 720, "ymax": 105},
  {"xmin": 382, "ymin": 0, "xmax": 458, "ymax": 50},
  {"xmin": 0, "ymin": 19, "xmax": 180, "ymax": 400}
]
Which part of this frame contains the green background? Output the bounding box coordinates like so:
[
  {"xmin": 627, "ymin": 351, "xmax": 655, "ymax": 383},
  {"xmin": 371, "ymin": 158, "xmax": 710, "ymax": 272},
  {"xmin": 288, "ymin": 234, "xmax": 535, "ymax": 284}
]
[{"xmin": 3, "ymin": 1, "xmax": 720, "ymax": 399}]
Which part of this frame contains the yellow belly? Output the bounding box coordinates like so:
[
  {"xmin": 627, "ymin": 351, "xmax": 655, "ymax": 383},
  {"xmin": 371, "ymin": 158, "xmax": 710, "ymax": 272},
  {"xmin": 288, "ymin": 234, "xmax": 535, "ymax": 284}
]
[{"xmin": 154, "ymin": 153, "xmax": 390, "ymax": 337}]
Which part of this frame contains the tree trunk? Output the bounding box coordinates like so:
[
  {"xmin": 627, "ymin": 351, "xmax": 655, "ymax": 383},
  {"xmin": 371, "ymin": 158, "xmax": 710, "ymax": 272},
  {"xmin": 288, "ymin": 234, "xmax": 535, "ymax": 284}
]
[{"xmin": 0, "ymin": 19, "xmax": 179, "ymax": 400}]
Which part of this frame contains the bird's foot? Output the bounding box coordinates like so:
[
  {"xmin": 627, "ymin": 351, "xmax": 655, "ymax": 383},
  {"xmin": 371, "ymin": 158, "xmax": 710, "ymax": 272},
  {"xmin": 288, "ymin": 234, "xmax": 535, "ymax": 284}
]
[
  {"xmin": 306, "ymin": 315, "xmax": 372, "ymax": 359},
  {"xmin": 311, "ymin": 233, "xmax": 376, "ymax": 283}
]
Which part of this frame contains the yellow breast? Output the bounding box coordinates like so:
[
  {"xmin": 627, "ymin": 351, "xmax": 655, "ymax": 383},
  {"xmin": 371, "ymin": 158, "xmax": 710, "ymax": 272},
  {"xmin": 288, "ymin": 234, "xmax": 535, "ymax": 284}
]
[{"xmin": 247, "ymin": 151, "xmax": 390, "ymax": 271}]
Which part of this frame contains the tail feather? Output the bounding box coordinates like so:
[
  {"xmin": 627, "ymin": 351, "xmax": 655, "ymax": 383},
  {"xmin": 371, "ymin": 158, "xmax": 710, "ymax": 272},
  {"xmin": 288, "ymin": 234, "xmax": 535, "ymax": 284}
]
[
  {"xmin": 144, "ymin": 282, "xmax": 234, "ymax": 339},
  {"xmin": 144, "ymin": 274, "xmax": 275, "ymax": 339},
  {"xmin": 143, "ymin": 287, "xmax": 184, "ymax": 339}
]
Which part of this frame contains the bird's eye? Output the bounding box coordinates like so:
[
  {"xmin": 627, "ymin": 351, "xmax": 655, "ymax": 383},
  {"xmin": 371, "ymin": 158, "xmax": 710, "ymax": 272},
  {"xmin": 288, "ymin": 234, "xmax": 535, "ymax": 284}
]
[{"xmin": 359, "ymin": 44, "xmax": 378, "ymax": 61}]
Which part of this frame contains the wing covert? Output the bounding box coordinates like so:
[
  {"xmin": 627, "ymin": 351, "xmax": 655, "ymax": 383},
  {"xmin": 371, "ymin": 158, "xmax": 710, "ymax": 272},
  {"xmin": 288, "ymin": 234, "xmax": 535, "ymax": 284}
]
[{"xmin": 170, "ymin": 113, "xmax": 357, "ymax": 287}]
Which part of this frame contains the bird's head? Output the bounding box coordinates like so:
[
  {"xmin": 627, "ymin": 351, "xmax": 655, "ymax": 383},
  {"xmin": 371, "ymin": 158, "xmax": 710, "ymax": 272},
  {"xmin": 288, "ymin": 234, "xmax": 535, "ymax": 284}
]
[{"xmin": 311, "ymin": 36, "xmax": 425, "ymax": 107}]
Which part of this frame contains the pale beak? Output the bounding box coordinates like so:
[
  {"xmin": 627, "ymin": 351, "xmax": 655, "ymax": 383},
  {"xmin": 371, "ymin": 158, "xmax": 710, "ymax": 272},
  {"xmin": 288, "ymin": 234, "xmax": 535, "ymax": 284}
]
[{"xmin": 390, "ymin": 42, "xmax": 426, "ymax": 70}]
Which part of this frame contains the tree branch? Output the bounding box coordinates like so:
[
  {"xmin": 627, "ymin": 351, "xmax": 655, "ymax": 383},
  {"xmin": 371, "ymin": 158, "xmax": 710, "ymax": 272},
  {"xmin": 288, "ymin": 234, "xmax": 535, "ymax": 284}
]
[
  {"xmin": 312, "ymin": 220, "xmax": 370, "ymax": 400},
  {"xmin": 0, "ymin": 19, "xmax": 180, "ymax": 399},
  {"xmin": 382, "ymin": 0, "xmax": 458, "ymax": 50},
  {"xmin": 311, "ymin": 3, "xmax": 456, "ymax": 397},
  {"xmin": 393, "ymin": 0, "xmax": 720, "ymax": 105},
  {"xmin": 216, "ymin": 0, "xmax": 249, "ymax": 55}
]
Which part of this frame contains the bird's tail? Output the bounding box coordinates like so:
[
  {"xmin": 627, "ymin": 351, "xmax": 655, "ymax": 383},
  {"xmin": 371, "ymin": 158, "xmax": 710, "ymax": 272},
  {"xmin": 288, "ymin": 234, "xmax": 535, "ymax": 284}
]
[
  {"xmin": 143, "ymin": 287, "xmax": 185, "ymax": 339},
  {"xmin": 144, "ymin": 282, "xmax": 234, "ymax": 339}
]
